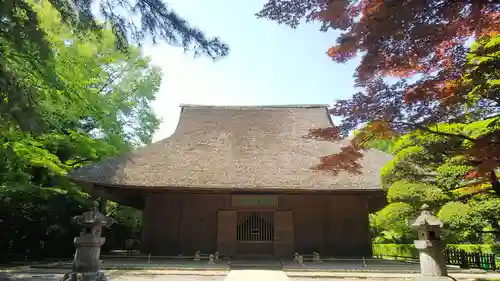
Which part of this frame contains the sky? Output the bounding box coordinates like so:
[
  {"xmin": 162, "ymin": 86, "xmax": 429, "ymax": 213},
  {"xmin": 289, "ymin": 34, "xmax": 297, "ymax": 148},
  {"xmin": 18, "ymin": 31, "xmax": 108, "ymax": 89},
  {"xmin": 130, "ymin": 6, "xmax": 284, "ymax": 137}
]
[{"xmin": 142, "ymin": 0, "xmax": 360, "ymax": 142}]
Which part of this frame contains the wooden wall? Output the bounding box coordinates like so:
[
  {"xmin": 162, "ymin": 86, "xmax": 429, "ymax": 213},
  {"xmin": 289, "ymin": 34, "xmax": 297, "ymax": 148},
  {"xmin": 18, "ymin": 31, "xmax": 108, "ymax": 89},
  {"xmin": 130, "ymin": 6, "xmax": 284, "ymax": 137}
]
[
  {"xmin": 141, "ymin": 192, "xmax": 379, "ymax": 257},
  {"xmin": 141, "ymin": 193, "xmax": 226, "ymax": 255}
]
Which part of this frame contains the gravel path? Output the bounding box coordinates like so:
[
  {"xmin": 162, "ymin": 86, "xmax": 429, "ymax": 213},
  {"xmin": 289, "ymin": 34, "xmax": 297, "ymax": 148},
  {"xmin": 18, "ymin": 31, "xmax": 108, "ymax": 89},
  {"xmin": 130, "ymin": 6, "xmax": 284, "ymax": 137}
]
[{"xmin": 3, "ymin": 269, "xmax": 500, "ymax": 281}]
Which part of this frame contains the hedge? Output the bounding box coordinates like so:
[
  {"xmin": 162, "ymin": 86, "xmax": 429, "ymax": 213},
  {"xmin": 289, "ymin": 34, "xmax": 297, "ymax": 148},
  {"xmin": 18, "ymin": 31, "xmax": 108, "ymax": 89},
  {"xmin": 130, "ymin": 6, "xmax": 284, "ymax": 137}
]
[
  {"xmin": 373, "ymin": 244, "xmax": 500, "ymax": 259},
  {"xmin": 0, "ymin": 186, "xmax": 91, "ymax": 262}
]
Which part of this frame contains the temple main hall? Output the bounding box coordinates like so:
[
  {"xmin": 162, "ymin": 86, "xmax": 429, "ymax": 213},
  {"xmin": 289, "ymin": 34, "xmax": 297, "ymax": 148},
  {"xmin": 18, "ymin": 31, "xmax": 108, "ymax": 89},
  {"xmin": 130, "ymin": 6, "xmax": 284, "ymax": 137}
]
[{"xmin": 69, "ymin": 104, "xmax": 391, "ymax": 258}]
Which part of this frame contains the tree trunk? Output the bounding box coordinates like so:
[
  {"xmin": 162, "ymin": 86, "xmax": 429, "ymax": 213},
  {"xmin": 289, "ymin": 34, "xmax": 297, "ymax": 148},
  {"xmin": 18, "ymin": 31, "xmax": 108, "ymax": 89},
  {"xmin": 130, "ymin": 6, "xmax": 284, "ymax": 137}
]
[
  {"xmin": 491, "ymin": 171, "xmax": 500, "ymax": 196},
  {"xmin": 97, "ymin": 197, "xmax": 107, "ymax": 214}
]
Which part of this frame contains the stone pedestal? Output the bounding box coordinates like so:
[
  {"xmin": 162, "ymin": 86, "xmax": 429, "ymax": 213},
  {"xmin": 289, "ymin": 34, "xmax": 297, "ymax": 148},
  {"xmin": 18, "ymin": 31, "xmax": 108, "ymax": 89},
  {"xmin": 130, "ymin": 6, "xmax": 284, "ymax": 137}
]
[
  {"xmin": 73, "ymin": 237, "xmax": 106, "ymax": 273},
  {"xmin": 61, "ymin": 201, "xmax": 114, "ymax": 281},
  {"xmin": 61, "ymin": 271, "xmax": 108, "ymax": 281},
  {"xmin": 414, "ymin": 240, "xmax": 454, "ymax": 281}
]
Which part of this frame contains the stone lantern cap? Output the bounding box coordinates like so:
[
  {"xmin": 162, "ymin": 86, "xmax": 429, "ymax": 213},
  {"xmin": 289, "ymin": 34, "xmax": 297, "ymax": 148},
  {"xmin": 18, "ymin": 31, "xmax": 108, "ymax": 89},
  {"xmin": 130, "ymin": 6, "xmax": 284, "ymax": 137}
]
[
  {"xmin": 73, "ymin": 201, "xmax": 114, "ymax": 228},
  {"xmin": 411, "ymin": 204, "xmax": 443, "ymax": 229}
]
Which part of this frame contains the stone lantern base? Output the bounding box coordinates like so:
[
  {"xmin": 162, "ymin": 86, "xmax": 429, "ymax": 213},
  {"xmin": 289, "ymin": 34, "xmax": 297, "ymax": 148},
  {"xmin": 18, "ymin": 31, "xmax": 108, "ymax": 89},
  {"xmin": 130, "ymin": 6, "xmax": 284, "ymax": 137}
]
[
  {"xmin": 414, "ymin": 276, "xmax": 455, "ymax": 281},
  {"xmin": 61, "ymin": 271, "xmax": 108, "ymax": 281}
]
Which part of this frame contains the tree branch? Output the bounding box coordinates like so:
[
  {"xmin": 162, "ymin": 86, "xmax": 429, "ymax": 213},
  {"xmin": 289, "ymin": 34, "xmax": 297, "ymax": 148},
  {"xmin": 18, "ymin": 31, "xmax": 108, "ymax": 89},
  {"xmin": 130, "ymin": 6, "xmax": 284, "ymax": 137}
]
[
  {"xmin": 483, "ymin": 114, "xmax": 500, "ymax": 121},
  {"xmin": 67, "ymin": 158, "xmax": 97, "ymax": 167},
  {"xmin": 397, "ymin": 122, "xmax": 477, "ymax": 142},
  {"xmin": 466, "ymin": 51, "xmax": 498, "ymax": 59},
  {"xmin": 96, "ymin": 63, "xmax": 134, "ymax": 96},
  {"xmin": 490, "ymin": 171, "xmax": 500, "ymax": 195},
  {"xmin": 455, "ymin": 187, "xmax": 491, "ymax": 201}
]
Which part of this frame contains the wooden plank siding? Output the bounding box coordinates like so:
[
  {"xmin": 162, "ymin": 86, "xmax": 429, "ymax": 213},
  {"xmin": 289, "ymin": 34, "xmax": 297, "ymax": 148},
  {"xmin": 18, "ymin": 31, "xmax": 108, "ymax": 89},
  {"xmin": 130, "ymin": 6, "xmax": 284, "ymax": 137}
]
[
  {"xmin": 217, "ymin": 211, "xmax": 237, "ymax": 256},
  {"xmin": 140, "ymin": 192, "xmax": 381, "ymax": 257},
  {"xmin": 274, "ymin": 211, "xmax": 294, "ymax": 257}
]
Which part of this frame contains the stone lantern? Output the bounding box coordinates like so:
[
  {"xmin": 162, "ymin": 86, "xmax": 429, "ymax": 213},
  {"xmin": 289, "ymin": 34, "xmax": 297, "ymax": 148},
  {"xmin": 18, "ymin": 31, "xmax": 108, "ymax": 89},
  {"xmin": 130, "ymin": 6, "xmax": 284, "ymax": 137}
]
[
  {"xmin": 411, "ymin": 204, "xmax": 453, "ymax": 281},
  {"xmin": 61, "ymin": 200, "xmax": 114, "ymax": 281}
]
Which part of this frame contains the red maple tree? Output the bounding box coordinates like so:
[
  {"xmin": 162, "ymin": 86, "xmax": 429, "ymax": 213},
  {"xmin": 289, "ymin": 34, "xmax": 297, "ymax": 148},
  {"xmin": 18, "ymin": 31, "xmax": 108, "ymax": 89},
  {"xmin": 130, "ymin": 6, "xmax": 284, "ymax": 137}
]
[{"xmin": 257, "ymin": 0, "xmax": 500, "ymax": 190}]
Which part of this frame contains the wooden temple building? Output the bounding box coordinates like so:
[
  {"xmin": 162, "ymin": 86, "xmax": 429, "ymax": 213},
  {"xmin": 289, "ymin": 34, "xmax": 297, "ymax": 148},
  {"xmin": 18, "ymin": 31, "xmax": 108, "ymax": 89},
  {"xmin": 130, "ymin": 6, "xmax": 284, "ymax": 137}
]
[{"xmin": 69, "ymin": 104, "xmax": 391, "ymax": 258}]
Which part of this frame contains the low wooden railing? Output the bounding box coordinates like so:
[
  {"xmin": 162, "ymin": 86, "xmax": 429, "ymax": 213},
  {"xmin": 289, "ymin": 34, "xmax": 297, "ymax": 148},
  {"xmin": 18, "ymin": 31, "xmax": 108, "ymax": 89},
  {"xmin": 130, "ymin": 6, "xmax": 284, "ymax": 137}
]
[{"xmin": 445, "ymin": 248, "xmax": 496, "ymax": 270}]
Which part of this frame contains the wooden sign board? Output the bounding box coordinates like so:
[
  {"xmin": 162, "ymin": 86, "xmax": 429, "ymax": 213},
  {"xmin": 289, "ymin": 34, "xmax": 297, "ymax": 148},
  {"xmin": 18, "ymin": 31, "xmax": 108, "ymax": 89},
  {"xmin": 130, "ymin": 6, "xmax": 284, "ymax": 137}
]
[{"xmin": 231, "ymin": 195, "xmax": 277, "ymax": 208}]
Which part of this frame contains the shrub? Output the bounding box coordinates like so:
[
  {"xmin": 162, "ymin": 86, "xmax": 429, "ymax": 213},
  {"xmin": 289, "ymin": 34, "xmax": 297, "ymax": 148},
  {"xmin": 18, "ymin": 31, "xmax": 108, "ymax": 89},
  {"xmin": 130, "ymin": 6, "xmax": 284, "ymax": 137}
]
[{"xmin": 373, "ymin": 243, "xmax": 500, "ymax": 259}]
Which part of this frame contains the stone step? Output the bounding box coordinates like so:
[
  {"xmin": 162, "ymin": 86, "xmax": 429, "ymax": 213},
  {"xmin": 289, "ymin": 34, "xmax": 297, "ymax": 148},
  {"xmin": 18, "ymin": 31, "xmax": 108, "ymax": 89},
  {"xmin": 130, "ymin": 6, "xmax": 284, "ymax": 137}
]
[
  {"xmin": 224, "ymin": 270, "xmax": 289, "ymax": 281},
  {"xmin": 229, "ymin": 260, "xmax": 283, "ymax": 270}
]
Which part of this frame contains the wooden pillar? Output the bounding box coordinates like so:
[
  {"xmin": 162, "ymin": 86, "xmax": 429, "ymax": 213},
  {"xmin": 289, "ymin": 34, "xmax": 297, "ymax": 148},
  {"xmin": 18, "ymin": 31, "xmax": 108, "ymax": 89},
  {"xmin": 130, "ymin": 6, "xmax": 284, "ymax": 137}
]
[
  {"xmin": 274, "ymin": 210, "xmax": 294, "ymax": 258},
  {"xmin": 217, "ymin": 210, "xmax": 236, "ymax": 257}
]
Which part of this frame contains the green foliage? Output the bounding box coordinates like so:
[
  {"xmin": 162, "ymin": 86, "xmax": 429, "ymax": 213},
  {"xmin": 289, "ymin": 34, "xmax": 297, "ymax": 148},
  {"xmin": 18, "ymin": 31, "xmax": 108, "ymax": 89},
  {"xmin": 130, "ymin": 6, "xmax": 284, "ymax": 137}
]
[
  {"xmin": 387, "ymin": 181, "xmax": 448, "ymax": 206},
  {"xmin": 1, "ymin": 0, "xmax": 161, "ymax": 184},
  {"xmin": 373, "ymin": 244, "xmax": 500, "ymax": 259},
  {"xmin": 352, "ymin": 127, "xmax": 395, "ymax": 154},
  {"xmin": 370, "ymin": 202, "xmax": 415, "ymax": 243},
  {"xmin": 438, "ymin": 202, "xmax": 485, "ymax": 243},
  {"xmin": 462, "ymin": 36, "xmax": 500, "ymax": 122},
  {"xmin": 372, "ymin": 244, "xmax": 418, "ymax": 258},
  {"xmin": 438, "ymin": 202, "xmax": 478, "ymax": 229},
  {"xmin": 363, "ymin": 38, "xmax": 500, "ymax": 244},
  {"xmin": 1, "ymin": 0, "xmax": 227, "ymax": 132},
  {"xmin": 104, "ymin": 202, "xmax": 143, "ymax": 250},
  {"xmin": 107, "ymin": 202, "xmax": 143, "ymax": 237},
  {"xmin": 470, "ymin": 195, "xmax": 500, "ymax": 222},
  {"xmin": 380, "ymin": 123, "xmax": 473, "ymax": 189},
  {"xmin": 0, "ymin": 184, "xmax": 92, "ymax": 261},
  {"xmin": 372, "ymin": 244, "xmax": 500, "ymax": 258},
  {"xmin": 370, "ymin": 37, "xmax": 500, "ymax": 208},
  {"xmin": 370, "ymin": 139, "xmax": 395, "ymax": 154},
  {"xmin": 0, "ymin": 0, "xmax": 161, "ymax": 261},
  {"xmin": 373, "ymin": 119, "xmax": 500, "ymax": 244}
]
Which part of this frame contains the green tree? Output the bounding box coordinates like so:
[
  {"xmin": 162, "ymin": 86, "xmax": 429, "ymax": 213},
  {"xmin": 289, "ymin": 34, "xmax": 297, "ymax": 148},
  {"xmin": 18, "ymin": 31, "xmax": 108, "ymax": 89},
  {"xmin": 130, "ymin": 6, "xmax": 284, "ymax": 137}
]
[
  {"xmin": 372, "ymin": 121, "xmax": 500, "ymax": 244},
  {"xmin": 283, "ymin": 22, "xmax": 499, "ymax": 191},
  {"xmin": 0, "ymin": 0, "xmax": 161, "ymax": 261},
  {"xmin": 1, "ymin": 0, "xmax": 226, "ymax": 152},
  {"xmin": 104, "ymin": 202, "xmax": 143, "ymax": 250},
  {"xmin": 370, "ymin": 202, "xmax": 414, "ymax": 243},
  {"xmin": 353, "ymin": 127, "xmax": 395, "ymax": 154},
  {"xmin": 3, "ymin": 0, "xmax": 228, "ymax": 57}
]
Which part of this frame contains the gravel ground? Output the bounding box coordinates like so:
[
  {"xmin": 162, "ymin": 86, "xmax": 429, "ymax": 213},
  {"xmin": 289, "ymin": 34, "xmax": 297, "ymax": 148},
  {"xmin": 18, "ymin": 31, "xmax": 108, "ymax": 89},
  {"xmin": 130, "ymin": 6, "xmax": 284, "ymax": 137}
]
[{"xmin": 2, "ymin": 269, "xmax": 500, "ymax": 281}]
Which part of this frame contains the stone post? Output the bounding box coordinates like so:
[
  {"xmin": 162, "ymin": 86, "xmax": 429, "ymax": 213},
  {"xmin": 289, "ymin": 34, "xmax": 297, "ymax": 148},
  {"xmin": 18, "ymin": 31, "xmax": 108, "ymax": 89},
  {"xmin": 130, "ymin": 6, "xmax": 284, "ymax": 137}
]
[
  {"xmin": 313, "ymin": 252, "xmax": 321, "ymax": 262},
  {"xmin": 411, "ymin": 204, "xmax": 454, "ymax": 281},
  {"xmin": 193, "ymin": 250, "xmax": 201, "ymax": 261},
  {"xmin": 298, "ymin": 255, "xmax": 304, "ymax": 265},
  {"xmin": 208, "ymin": 254, "xmax": 215, "ymax": 264},
  {"xmin": 61, "ymin": 201, "xmax": 114, "ymax": 281}
]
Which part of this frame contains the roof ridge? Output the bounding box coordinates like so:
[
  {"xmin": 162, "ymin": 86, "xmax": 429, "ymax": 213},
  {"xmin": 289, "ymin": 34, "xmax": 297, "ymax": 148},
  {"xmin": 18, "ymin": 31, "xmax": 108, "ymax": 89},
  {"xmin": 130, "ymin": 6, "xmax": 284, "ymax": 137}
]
[{"xmin": 179, "ymin": 104, "xmax": 330, "ymax": 109}]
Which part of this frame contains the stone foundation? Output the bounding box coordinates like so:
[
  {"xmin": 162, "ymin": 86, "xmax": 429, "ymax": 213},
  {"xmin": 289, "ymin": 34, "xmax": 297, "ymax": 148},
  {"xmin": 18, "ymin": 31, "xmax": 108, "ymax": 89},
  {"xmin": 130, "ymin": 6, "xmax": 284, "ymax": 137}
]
[{"xmin": 61, "ymin": 272, "xmax": 108, "ymax": 281}]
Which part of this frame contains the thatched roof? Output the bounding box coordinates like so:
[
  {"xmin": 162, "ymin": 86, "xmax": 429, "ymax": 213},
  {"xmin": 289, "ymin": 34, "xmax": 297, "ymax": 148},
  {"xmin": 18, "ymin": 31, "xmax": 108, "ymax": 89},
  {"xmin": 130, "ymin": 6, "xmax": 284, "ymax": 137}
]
[{"xmin": 69, "ymin": 104, "xmax": 392, "ymax": 191}]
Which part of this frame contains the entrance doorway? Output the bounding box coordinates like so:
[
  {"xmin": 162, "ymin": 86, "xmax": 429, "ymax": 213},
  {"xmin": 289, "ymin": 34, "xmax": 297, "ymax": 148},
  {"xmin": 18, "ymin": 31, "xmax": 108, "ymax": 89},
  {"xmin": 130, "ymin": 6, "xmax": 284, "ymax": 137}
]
[
  {"xmin": 236, "ymin": 211, "xmax": 274, "ymax": 256},
  {"xmin": 216, "ymin": 209, "xmax": 294, "ymax": 258}
]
